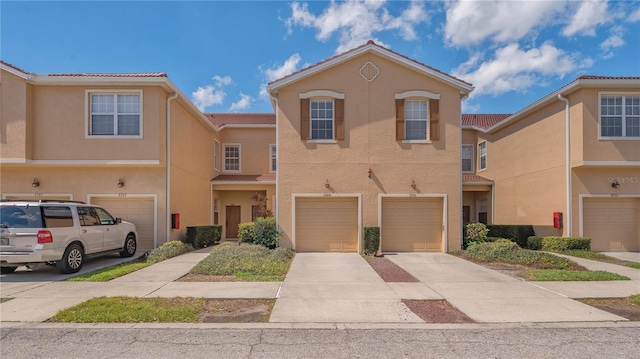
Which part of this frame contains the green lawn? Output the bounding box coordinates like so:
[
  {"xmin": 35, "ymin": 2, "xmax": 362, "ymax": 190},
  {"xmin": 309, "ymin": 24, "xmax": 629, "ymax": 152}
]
[
  {"xmin": 189, "ymin": 242, "xmax": 294, "ymax": 281},
  {"xmin": 67, "ymin": 262, "xmax": 151, "ymax": 282},
  {"xmin": 523, "ymin": 269, "xmax": 629, "ymax": 281}
]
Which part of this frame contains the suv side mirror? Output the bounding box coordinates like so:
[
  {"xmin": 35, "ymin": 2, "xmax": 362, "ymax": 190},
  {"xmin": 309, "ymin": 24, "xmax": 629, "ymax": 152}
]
[{"xmin": 115, "ymin": 218, "xmax": 122, "ymax": 224}]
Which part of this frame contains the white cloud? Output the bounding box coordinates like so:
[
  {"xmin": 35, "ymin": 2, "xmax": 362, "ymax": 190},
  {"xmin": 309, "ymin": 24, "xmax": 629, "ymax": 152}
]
[
  {"xmin": 452, "ymin": 42, "xmax": 580, "ymax": 96},
  {"xmin": 285, "ymin": 0, "xmax": 428, "ymax": 53},
  {"xmin": 562, "ymin": 0, "xmax": 609, "ymax": 36},
  {"xmin": 229, "ymin": 93, "xmax": 252, "ymax": 112},
  {"xmin": 191, "ymin": 75, "xmax": 232, "ymax": 111},
  {"xmin": 260, "ymin": 53, "xmax": 303, "ymax": 97},
  {"xmin": 600, "ymin": 26, "xmax": 625, "ymax": 59},
  {"xmin": 627, "ymin": 7, "xmax": 640, "ymax": 22},
  {"xmin": 444, "ymin": 0, "xmax": 564, "ymax": 47}
]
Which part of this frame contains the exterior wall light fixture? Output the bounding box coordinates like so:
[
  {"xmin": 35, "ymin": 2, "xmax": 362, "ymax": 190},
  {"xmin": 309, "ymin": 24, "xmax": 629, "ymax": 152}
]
[
  {"xmin": 367, "ymin": 167, "xmax": 372, "ymax": 178},
  {"xmin": 611, "ymin": 179, "xmax": 620, "ymax": 189},
  {"xmin": 325, "ymin": 180, "xmax": 330, "ymax": 189},
  {"xmin": 411, "ymin": 180, "xmax": 416, "ymax": 189},
  {"xmin": 32, "ymin": 178, "xmax": 40, "ymax": 188},
  {"xmin": 118, "ymin": 178, "xmax": 125, "ymax": 188}
]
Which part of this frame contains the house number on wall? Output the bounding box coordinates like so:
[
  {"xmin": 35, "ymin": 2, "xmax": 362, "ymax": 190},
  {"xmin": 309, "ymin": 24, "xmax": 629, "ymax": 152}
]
[{"xmin": 119, "ymin": 193, "xmax": 127, "ymax": 198}]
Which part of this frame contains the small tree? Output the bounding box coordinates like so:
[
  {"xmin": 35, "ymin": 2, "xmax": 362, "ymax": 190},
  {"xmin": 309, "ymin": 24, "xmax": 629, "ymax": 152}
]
[{"xmin": 251, "ymin": 192, "xmax": 273, "ymax": 218}]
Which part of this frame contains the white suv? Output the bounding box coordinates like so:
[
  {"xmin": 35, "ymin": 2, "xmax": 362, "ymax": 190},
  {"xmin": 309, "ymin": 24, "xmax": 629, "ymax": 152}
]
[{"xmin": 0, "ymin": 200, "xmax": 138, "ymax": 274}]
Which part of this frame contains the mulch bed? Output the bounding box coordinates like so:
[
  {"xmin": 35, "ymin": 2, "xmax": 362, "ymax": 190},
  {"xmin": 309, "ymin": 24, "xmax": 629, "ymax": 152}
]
[
  {"xmin": 198, "ymin": 299, "xmax": 274, "ymax": 323},
  {"xmin": 177, "ymin": 274, "xmax": 240, "ymax": 282},
  {"xmin": 364, "ymin": 256, "xmax": 419, "ymax": 282},
  {"xmin": 578, "ymin": 298, "xmax": 640, "ymax": 321},
  {"xmin": 403, "ymin": 300, "xmax": 475, "ymax": 323}
]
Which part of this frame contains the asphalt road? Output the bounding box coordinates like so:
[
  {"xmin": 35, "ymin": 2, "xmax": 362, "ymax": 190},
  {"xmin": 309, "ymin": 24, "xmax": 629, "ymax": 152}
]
[{"xmin": 1, "ymin": 325, "xmax": 638, "ymax": 358}]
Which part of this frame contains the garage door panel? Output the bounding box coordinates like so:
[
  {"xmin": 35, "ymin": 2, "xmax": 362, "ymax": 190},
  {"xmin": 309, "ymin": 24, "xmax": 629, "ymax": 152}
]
[
  {"xmin": 295, "ymin": 198, "xmax": 358, "ymax": 252},
  {"xmin": 584, "ymin": 198, "xmax": 639, "ymax": 252},
  {"xmin": 382, "ymin": 198, "xmax": 443, "ymax": 252},
  {"xmin": 92, "ymin": 197, "xmax": 155, "ymax": 251}
]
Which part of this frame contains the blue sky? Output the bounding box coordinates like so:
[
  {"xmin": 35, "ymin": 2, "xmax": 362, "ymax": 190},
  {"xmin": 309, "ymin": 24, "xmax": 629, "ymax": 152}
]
[{"xmin": 2, "ymin": 1, "xmax": 639, "ymax": 114}]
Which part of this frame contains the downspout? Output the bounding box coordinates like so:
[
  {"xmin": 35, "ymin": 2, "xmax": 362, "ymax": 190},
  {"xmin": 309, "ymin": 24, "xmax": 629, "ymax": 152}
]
[
  {"xmin": 558, "ymin": 94, "xmax": 571, "ymax": 236},
  {"xmin": 166, "ymin": 92, "xmax": 178, "ymax": 244},
  {"xmin": 270, "ymin": 95, "xmax": 279, "ymax": 228}
]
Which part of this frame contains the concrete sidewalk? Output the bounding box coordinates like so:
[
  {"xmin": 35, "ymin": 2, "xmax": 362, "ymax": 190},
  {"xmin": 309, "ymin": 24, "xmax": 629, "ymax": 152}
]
[{"xmin": 1, "ymin": 248, "xmax": 638, "ymax": 324}]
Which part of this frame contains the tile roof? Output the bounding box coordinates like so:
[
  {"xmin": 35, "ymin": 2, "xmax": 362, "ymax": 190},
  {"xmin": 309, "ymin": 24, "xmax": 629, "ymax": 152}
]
[
  {"xmin": 211, "ymin": 174, "xmax": 276, "ymax": 182},
  {"xmin": 462, "ymin": 174, "xmax": 494, "ymax": 183},
  {"xmin": 0, "ymin": 60, "xmax": 29, "ymax": 74},
  {"xmin": 46, "ymin": 72, "xmax": 167, "ymax": 78},
  {"xmin": 205, "ymin": 113, "xmax": 275, "ymax": 127},
  {"xmin": 577, "ymin": 75, "xmax": 640, "ymax": 80},
  {"xmin": 462, "ymin": 114, "xmax": 511, "ymax": 129},
  {"xmin": 268, "ymin": 40, "xmax": 472, "ymax": 89}
]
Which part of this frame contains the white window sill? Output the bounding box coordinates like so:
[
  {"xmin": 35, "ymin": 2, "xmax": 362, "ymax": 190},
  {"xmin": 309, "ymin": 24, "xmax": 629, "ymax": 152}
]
[
  {"xmin": 86, "ymin": 135, "xmax": 143, "ymax": 139},
  {"xmin": 598, "ymin": 136, "xmax": 640, "ymax": 141},
  {"xmin": 478, "ymin": 168, "xmax": 487, "ymax": 172},
  {"xmin": 402, "ymin": 140, "xmax": 432, "ymax": 144},
  {"xmin": 222, "ymin": 170, "xmax": 241, "ymax": 174},
  {"xmin": 306, "ymin": 140, "xmax": 338, "ymax": 144}
]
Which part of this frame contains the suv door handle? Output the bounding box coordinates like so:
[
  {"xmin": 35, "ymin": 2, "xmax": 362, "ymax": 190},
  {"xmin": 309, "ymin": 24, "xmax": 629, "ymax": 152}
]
[
  {"xmin": 81, "ymin": 229, "xmax": 87, "ymax": 233},
  {"xmin": 104, "ymin": 228, "xmax": 110, "ymax": 231}
]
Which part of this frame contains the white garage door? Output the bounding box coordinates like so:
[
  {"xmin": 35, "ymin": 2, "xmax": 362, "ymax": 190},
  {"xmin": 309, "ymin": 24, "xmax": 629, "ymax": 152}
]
[
  {"xmin": 584, "ymin": 198, "xmax": 639, "ymax": 252},
  {"xmin": 295, "ymin": 197, "xmax": 358, "ymax": 252},
  {"xmin": 381, "ymin": 197, "xmax": 443, "ymax": 252},
  {"xmin": 92, "ymin": 197, "xmax": 156, "ymax": 251}
]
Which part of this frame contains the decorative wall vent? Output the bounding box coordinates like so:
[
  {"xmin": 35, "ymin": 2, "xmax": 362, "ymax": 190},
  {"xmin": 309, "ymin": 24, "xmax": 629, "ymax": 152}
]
[{"xmin": 359, "ymin": 61, "xmax": 380, "ymax": 82}]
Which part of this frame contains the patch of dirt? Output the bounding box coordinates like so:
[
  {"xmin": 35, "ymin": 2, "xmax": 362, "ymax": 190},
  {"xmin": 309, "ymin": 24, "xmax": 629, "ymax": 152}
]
[
  {"xmin": 364, "ymin": 256, "xmax": 419, "ymax": 282},
  {"xmin": 403, "ymin": 300, "xmax": 475, "ymax": 323},
  {"xmin": 578, "ymin": 298, "xmax": 640, "ymax": 321},
  {"xmin": 198, "ymin": 299, "xmax": 275, "ymax": 323},
  {"xmin": 480, "ymin": 262, "xmax": 527, "ymax": 279},
  {"xmin": 177, "ymin": 274, "xmax": 240, "ymax": 282}
]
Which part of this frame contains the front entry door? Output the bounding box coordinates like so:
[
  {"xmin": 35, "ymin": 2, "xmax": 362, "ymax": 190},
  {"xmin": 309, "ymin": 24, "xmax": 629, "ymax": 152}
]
[{"xmin": 226, "ymin": 206, "xmax": 241, "ymax": 238}]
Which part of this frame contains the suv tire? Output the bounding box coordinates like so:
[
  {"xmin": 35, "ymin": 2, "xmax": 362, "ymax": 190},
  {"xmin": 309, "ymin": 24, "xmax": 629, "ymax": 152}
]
[
  {"xmin": 57, "ymin": 243, "xmax": 84, "ymax": 274},
  {"xmin": 1, "ymin": 267, "xmax": 17, "ymax": 274},
  {"xmin": 120, "ymin": 234, "xmax": 137, "ymax": 258}
]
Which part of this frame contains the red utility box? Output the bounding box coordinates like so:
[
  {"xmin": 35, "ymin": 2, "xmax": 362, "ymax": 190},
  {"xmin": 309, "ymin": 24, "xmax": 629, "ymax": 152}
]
[
  {"xmin": 171, "ymin": 213, "xmax": 180, "ymax": 229},
  {"xmin": 553, "ymin": 212, "xmax": 562, "ymax": 229}
]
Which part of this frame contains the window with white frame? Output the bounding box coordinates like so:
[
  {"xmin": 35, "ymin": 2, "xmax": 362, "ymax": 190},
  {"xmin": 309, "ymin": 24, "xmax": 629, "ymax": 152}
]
[
  {"xmin": 89, "ymin": 92, "xmax": 141, "ymax": 136},
  {"xmin": 479, "ymin": 141, "xmax": 487, "ymax": 170},
  {"xmin": 223, "ymin": 144, "xmax": 240, "ymax": 172},
  {"xmin": 269, "ymin": 144, "xmax": 277, "ymax": 172},
  {"xmin": 405, "ymin": 100, "xmax": 428, "ymax": 140},
  {"xmin": 214, "ymin": 140, "xmax": 220, "ymax": 171},
  {"xmin": 600, "ymin": 95, "xmax": 640, "ymax": 138},
  {"xmin": 310, "ymin": 100, "xmax": 334, "ymax": 140},
  {"xmin": 461, "ymin": 145, "xmax": 474, "ymax": 172}
]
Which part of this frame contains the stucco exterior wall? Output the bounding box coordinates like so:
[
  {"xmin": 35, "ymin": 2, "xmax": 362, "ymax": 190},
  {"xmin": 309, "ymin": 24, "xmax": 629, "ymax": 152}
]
[
  {"xmin": 275, "ymin": 52, "xmax": 463, "ymax": 251},
  {"xmin": 29, "ymin": 86, "xmax": 162, "ymax": 161},
  {"xmin": 0, "ymin": 70, "xmax": 28, "ymax": 160},
  {"xmin": 219, "ymin": 128, "xmax": 276, "ymax": 174}
]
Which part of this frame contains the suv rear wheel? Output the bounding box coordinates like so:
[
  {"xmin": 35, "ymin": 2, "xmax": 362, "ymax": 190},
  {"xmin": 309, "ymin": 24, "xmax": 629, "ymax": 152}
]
[
  {"xmin": 120, "ymin": 233, "xmax": 137, "ymax": 258},
  {"xmin": 57, "ymin": 243, "xmax": 84, "ymax": 274}
]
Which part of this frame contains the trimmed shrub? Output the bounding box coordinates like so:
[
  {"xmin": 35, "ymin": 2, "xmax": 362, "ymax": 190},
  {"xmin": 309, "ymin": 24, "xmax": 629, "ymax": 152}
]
[
  {"xmin": 238, "ymin": 222, "xmax": 256, "ymax": 244},
  {"xmin": 487, "ymin": 225, "xmax": 535, "ymax": 248},
  {"xmin": 146, "ymin": 240, "xmax": 194, "ymax": 263},
  {"xmin": 541, "ymin": 236, "xmax": 591, "ymax": 251},
  {"xmin": 527, "ymin": 236, "xmax": 543, "ymax": 250},
  {"xmin": 465, "ymin": 222, "xmax": 489, "ymax": 247},
  {"xmin": 363, "ymin": 227, "xmax": 380, "ymax": 256},
  {"xmin": 463, "ymin": 241, "xmax": 580, "ymax": 270},
  {"xmin": 253, "ymin": 217, "xmax": 279, "ymax": 249},
  {"xmin": 185, "ymin": 225, "xmax": 222, "ymax": 249}
]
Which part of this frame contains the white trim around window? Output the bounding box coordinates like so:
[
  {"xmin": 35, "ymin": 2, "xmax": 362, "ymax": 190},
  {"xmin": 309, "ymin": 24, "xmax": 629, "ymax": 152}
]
[
  {"xmin": 85, "ymin": 89, "xmax": 143, "ymax": 138},
  {"xmin": 269, "ymin": 144, "xmax": 277, "ymax": 173},
  {"xmin": 214, "ymin": 140, "xmax": 221, "ymax": 171},
  {"xmin": 395, "ymin": 90, "xmax": 440, "ymax": 100},
  {"xmin": 461, "ymin": 144, "xmax": 474, "ymax": 173},
  {"xmin": 598, "ymin": 92, "xmax": 640, "ymax": 140},
  {"xmin": 478, "ymin": 141, "xmax": 487, "ymax": 171},
  {"xmin": 299, "ymin": 90, "xmax": 345, "ymax": 99},
  {"xmin": 222, "ymin": 143, "xmax": 241, "ymax": 173},
  {"xmin": 310, "ymin": 99, "xmax": 335, "ymax": 140}
]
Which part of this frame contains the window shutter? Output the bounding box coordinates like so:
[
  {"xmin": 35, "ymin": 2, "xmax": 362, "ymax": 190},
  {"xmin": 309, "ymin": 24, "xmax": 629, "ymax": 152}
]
[
  {"xmin": 396, "ymin": 99, "xmax": 405, "ymax": 140},
  {"xmin": 429, "ymin": 99, "xmax": 440, "ymax": 141},
  {"xmin": 300, "ymin": 98, "xmax": 310, "ymax": 140},
  {"xmin": 335, "ymin": 99, "xmax": 344, "ymax": 140}
]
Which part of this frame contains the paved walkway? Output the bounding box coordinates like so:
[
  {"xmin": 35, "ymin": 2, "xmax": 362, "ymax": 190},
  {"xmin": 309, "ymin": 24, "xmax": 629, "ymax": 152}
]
[{"xmin": 1, "ymin": 248, "xmax": 639, "ymax": 324}]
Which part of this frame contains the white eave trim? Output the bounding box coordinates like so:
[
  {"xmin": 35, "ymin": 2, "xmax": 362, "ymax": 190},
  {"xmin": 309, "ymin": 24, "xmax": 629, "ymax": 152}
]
[
  {"xmin": 267, "ymin": 43, "xmax": 474, "ymax": 94},
  {"xmin": 0, "ymin": 159, "xmax": 160, "ymax": 166},
  {"xmin": 578, "ymin": 161, "xmax": 640, "ymax": 167},
  {"xmin": 218, "ymin": 124, "xmax": 276, "ymax": 129},
  {"xmin": 483, "ymin": 78, "xmax": 640, "ymax": 134},
  {"xmin": 1, "ymin": 63, "xmax": 30, "ymax": 79},
  {"xmin": 211, "ymin": 181, "xmax": 276, "ymax": 185}
]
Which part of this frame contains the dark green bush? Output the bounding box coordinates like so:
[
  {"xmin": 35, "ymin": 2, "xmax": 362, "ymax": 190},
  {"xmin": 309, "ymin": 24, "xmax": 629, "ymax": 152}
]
[
  {"xmin": 253, "ymin": 217, "xmax": 279, "ymax": 249},
  {"xmin": 463, "ymin": 241, "xmax": 579, "ymax": 270},
  {"xmin": 185, "ymin": 225, "xmax": 222, "ymax": 249},
  {"xmin": 146, "ymin": 240, "xmax": 194, "ymax": 263},
  {"xmin": 541, "ymin": 237, "xmax": 591, "ymax": 251},
  {"xmin": 487, "ymin": 225, "xmax": 535, "ymax": 248},
  {"xmin": 238, "ymin": 222, "xmax": 256, "ymax": 244},
  {"xmin": 527, "ymin": 236, "xmax": 543, "ymax": 250},
  {"xmin": 363, "ymin": 227, "xmax": 380, "ymax": 256}
]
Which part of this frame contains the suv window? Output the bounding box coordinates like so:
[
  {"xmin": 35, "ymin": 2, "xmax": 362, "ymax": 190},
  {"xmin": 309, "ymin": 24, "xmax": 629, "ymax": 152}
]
[
  {"xmin": 77, "ymin": 207, "xmax": 101, "ymax": 226},
  {"xmin": 42, "ymin": 206, "xmax": 74, "ymax": 228},
  {"xmin": 94, "ymin": 207, "xmax": 116, "ymax": 225},
  {"xmin": 0, "ymin": 206, "xmax": 44, "ymax": 228}
]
